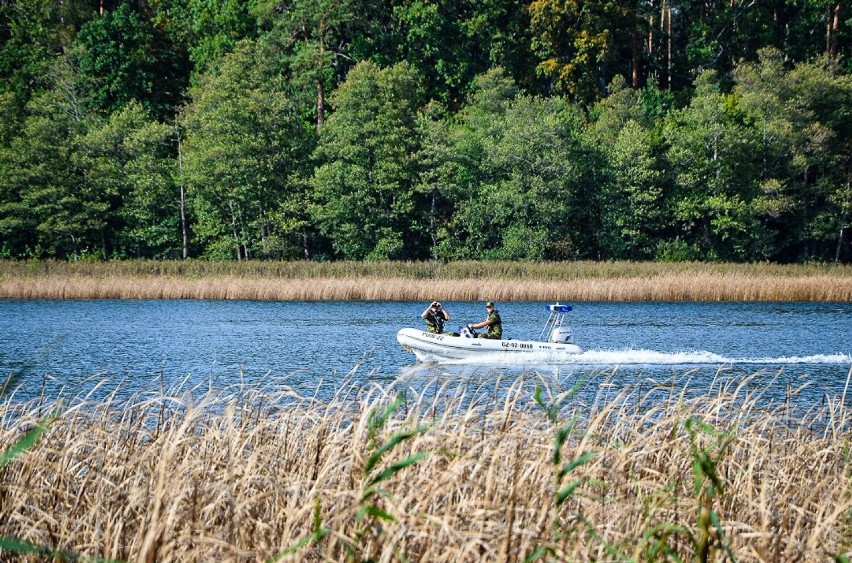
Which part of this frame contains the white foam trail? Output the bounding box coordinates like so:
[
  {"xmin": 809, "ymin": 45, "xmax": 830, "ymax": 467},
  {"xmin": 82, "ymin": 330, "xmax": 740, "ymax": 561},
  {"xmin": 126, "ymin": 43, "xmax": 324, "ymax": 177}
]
[{"xmin": 444, "ymin": 349, "xmax": 852, "ymax": 366}]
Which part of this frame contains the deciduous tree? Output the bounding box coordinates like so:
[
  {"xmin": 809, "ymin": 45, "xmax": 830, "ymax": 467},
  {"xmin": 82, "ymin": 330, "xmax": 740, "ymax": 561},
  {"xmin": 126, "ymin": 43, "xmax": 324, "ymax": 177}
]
[{"xmin": 310, "ymin": 61, "xmax": 424, "ymax": 260}]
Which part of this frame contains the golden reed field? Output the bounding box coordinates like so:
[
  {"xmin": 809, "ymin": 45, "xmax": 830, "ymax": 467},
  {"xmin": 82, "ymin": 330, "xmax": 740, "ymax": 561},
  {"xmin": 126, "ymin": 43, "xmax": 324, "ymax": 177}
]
[
  {"xmin": 1, "ymin": 371, "xmax": 850, "ymax": 562},
  {"xmin": 1, "ymin": 260, "xmax": 851, "ymax": 301}
]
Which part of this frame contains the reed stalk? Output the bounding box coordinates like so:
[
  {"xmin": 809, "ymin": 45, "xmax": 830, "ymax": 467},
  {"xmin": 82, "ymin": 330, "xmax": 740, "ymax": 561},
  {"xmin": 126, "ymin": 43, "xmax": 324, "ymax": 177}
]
[
  {"xmin": 0, "ymin": 372, "xmax": 849, "ymax": 561},
  {"xmin": 1, "ymin": 260, "xmax": 851, "ymax": 301}
]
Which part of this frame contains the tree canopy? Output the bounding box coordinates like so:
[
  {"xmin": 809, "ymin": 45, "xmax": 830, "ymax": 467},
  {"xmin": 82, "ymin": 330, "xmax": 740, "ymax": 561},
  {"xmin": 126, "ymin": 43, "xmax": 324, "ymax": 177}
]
[{"xmin": 1, "ymin": 0, "xmax": 850, "ymax": 262}]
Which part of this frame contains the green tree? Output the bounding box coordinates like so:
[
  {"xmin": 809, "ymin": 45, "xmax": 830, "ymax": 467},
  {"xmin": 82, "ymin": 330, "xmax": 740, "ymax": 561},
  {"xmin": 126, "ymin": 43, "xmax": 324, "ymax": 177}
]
[
  {"xmin": 253, "ymin": 0, "xmax": 355, "ymax": 128},
  {"xmin": 389, "ymin": 0, "xmax": 537, "ymax": 106},
  {"xmin": 74, "ymin": 2, "xmax": 187, "ymax": 118},
  {"xmin": 663, "ymin": 71, "xmax": 763, "ymax": 261},
  {"xmin": 412, "ymin": 102, "xmax": 459, "ymax": 257},
  {"xmin": 682, "ymin": 0, "xmax": 850, "ymax": 79},
  {"xmin": 588, "ymin": 77, "xmax": 669, "ymax": 259},
  {"xmin": 74, "ymin": 101, "xmax": 177, "ymax": 258},
  {"xmin": 734, "ymin": 48, "xmax": 852, "ymax": 261},
  {"xmin": 0, "ymin": 51, "xmax": 98, "ymax": 258},
  {"xmin": 433, "ymin": 70, "xmax": 602, "ymax": 260},
  {"xmin": 182, "ymin": 40, "xmax": 315, "ymax": 260},
  {"xmin": 599, "ymin": 120, "xmax": 664, "ymax": 259},
  {"xmin": 529, "ymin": 0, "xmax": 641, "ymax": 103},
  {"xmin": 150, "ymin": 0, "xmax": 254, "ymax": 76},
  {"xmin": 310, "ymin": 61, "xmax": 425, "ymax": 260},
  {"xmin": 0, "ymin": 0, "xmax": 97, "ymax": 113}
]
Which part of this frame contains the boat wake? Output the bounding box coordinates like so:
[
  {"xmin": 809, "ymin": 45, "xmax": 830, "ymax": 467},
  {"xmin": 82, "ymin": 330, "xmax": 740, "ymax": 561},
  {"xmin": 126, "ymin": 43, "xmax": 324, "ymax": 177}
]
[{"xmin": 443, "ymin": 349, "xmax": 852, "ymax": 367}]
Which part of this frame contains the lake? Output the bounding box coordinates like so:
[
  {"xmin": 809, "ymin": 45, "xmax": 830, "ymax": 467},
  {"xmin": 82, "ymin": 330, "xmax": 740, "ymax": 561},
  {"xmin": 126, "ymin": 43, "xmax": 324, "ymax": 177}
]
[{"xmin": 1, "ymin": 299, "xmax": 850, "ymax": 407}]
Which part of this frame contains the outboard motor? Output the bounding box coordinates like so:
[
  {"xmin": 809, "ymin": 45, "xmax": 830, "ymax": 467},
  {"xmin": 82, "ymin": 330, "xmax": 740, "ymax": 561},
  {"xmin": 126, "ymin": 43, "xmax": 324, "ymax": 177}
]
[
  {"xmin": 549, "ymin": 327, "xmax": 574, "ymax": 344},
  {"xmin": 539, "ymin": 302, "xmax": 577, "ymax": 344}
]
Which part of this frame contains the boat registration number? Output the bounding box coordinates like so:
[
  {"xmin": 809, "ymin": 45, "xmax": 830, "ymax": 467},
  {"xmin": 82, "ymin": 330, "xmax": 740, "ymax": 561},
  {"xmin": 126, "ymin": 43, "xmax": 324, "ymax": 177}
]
[{"xmin": 501, "ymin": 341, "xmax": 533, "ymax": 350}]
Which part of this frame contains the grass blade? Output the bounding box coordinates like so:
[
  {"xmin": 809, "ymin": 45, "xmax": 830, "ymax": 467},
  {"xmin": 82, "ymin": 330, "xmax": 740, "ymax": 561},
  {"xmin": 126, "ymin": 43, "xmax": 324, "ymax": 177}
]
[
  {"xmin": 367, "ymin": 451, "xmax": 429, "ymax": 487},
  {"xmin": 0, "ymin": 413, "xmax": 57, "ymax": 468},
  {"xmin": 558, "ymin": 451, "xmax": 596, "ymax": 480},
  {"xmin": 364, "ymin": 424, "xmax": 430, "ymax": 476}
]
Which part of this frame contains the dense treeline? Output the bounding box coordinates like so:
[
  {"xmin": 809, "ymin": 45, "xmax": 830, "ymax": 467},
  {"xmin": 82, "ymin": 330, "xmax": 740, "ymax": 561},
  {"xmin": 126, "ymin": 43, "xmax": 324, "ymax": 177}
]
[{"xmin": 0, "ymin": 0, "xmax": 850, "ymax": 263}]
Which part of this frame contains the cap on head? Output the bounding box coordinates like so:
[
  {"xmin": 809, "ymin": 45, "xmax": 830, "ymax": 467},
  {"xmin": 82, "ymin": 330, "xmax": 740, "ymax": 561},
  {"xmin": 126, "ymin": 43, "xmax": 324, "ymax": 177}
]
[{"xmin": 485, "ymin": 301, "xmax": 495, "ymax": 308}]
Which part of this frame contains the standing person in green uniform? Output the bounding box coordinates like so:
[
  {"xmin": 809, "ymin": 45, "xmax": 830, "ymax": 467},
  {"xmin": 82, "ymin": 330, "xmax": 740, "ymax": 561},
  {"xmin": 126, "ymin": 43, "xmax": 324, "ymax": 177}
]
[
  {"xmin": 422, "ymin": 301, "xmax": 450, "ymax": 333},
  {"xmin": 468, "ymin": 301, "xmax": 502, "ymax": 339}
]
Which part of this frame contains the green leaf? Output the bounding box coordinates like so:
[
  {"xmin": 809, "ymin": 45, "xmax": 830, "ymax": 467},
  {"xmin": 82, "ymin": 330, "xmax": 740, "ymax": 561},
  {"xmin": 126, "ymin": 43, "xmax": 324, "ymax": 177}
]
[
  {"xmin": 533, "ymin": 386, "xmax": 547, "ymax": 410},
  {"xmin": 368, "ymin": 397, "xmax": 402, "ymax": 432},
  {"xmin": 558, "ymin": 451, "xmax": 596, "ymax": 480},
  {"xmin": 267, "ymin": 528, "xmax": 330, "ymax": 562},
  {"xmin": 359, "ymin": 485, "xmax": 395, "ymax": 506},
  {"xmin": 0, "ymin": 414, "xmax": 57, "ymax": 468},
  {"xmin": 363, "ymin": 505, "xmax": 396, "ymax": 523},
  {"xmin": 0, "ymin": 534, "xmax": 123, "ymax": 562},
  {"xmin": 0, "ymin": 536, "xmax": 51, "ymax": 556},
  {"xmin": 555, "ymin": 478, "xmax": 584, "ymax": 506},
  {"xmin": 523, "ymin": 545, "xmax": 552, "ymax": 562},
  {"xmin": 364, "ymin": 424, "xmax": 430, "ymax": 476},
  {"xmin": 367, "ymin": 451, "xmax": 429, "ymax": 487},
  {"xmin": 710, "ymin": 510, "xmax": 737, "ymax": 562},
  {"xmin": 642, "ymin": 523, "xmax": 692, "ymax": 562}
]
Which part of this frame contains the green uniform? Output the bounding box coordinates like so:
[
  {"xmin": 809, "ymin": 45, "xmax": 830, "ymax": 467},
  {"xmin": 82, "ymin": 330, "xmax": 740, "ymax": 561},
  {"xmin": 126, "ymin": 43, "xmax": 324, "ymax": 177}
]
[
  {"xmin": 480, "ymin": 309, "xmax": 502, "ymax": 339},
  {"xmin": 425, "ymin": 310, "xmax": 447, "ymax": 333}
]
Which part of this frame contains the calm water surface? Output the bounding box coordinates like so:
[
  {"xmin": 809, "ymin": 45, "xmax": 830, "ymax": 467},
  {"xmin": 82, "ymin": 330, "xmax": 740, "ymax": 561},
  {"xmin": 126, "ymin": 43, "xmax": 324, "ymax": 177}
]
[{"xmin": 1, "ymin": 300, "xmax": 850, "ymax": 407}]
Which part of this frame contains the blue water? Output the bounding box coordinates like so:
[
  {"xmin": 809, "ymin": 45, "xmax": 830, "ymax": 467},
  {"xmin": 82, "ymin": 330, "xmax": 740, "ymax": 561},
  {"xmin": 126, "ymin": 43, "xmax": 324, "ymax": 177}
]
[{"xmin": 0, "ymin": 300, "xmax": 850, "ymax": 406}]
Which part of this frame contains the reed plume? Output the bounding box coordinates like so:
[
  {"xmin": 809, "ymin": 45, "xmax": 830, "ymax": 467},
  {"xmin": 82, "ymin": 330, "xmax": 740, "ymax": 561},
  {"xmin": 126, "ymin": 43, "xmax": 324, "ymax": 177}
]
[
  {"xmin": 0, "ymin": 369, "xmax": 849, "ymax": 561},
  {"xmin": 1, "ymin": 260, "xmax": 850, "ymax": 301}
]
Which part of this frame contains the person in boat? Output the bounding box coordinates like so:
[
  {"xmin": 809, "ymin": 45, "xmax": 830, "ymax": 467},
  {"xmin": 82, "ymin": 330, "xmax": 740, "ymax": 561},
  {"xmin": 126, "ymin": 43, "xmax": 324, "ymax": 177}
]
[
  {"xmin": 422, "ymin": 301, "xmax": 450, "ymax": 334},
  {"xmin": 467, "ymin": 301, "xmax": 502, "ymax": 339}
]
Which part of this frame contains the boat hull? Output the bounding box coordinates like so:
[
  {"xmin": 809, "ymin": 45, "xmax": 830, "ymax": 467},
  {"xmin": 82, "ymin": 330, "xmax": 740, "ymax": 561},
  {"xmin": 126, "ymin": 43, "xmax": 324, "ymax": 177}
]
[{"xmin": 396, "ymin": 328, "xmax": 581, "ymax": 363}]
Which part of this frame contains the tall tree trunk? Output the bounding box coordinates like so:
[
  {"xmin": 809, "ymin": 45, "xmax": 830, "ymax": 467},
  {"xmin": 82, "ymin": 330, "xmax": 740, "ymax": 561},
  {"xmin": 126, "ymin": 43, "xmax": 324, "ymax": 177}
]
[
  {"xmin": 660, "ymin": 0, "xmax": 672, "ymax": 88},
  {"xmin": 631, "ymin": 30, "xmax": 639, "ymax": 88},
  {"xmin": 316, "ymin": 15, "xmax": 327, "ymax": 128},
  {"xmin": 176, "ymin": 123, "xmax": 188, "ymax": 260},
  {"xmin": 317, "ymin": 80, "xmax": 325, "ymax": 127},
  {"xmin": 648, "ymin": 3, "xmax": 655, "ymax": 84},
  {"xmin": 302, "ymin": 229, "xmax": 310, "ymax": 260},
  {"xmin": 667, "ymin": 3, "xmax": 672, "ymax": 89},
  {"xmin": 829, "ymin": 3, "xmax": 842, "ymax": 59},
  {"xmin": 229, "ymin": 201, "xmax": 241, "ymax": 261}
]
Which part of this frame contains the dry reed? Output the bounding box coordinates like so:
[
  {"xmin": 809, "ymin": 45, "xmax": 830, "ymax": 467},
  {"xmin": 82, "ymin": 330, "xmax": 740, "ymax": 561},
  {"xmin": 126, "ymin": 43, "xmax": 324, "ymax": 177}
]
[
  {"xmin": 1, "ymin": 370, "xmax": 850, "ymax": 561},
  {"xmin": 1, "ymin": 260, "xmax": 851, "ymax": 301}
]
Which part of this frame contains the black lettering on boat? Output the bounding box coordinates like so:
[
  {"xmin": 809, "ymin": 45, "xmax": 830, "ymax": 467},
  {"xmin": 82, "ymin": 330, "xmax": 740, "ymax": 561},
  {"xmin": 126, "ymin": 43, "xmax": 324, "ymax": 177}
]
[{"xmin": 501, "ymin": 342, "xmax": 533, "ymax": 350}]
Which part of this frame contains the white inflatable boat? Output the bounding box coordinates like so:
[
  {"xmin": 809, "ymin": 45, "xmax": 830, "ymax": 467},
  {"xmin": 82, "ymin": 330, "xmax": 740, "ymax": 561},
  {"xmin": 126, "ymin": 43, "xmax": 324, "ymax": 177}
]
[{"xmin": 397, "ymin": 303, "xmax": 581, "ymax": 362}]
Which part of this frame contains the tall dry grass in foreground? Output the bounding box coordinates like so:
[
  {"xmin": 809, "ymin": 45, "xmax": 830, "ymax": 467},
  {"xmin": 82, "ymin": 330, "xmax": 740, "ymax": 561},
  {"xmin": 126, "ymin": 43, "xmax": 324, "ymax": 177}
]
[
  {"xmin": 1, "ymin": 371, "xmax": 850, "ymax": 562},
  {"xmin": 1, "ymin": 260, "xmax": 851, "ymax": 301}
]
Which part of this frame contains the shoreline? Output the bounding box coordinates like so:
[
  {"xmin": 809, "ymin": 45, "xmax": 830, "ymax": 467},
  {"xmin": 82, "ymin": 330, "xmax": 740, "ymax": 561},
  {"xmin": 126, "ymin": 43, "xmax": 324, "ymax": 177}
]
[{"xmin": 1, "ymin": 260, "xmax": 851, "ymax": 301}]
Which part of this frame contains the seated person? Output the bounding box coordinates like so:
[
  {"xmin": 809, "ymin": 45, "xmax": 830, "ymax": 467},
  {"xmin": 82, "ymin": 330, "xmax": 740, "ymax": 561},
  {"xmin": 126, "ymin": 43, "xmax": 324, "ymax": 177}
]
[
  {"xmin": 421, "ymin": 301, "xmax": 450, "ymax": 334},
  {"xmin": 467, "ymin": 301, "xmax": 502, "ymax": 339}
]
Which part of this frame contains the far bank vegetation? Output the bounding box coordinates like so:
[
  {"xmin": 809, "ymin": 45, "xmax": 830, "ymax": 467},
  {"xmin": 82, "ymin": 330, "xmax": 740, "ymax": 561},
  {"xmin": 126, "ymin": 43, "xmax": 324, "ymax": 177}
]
[{"xmin": 0, "ymin": 260, "xmax": 850, "ymax": 302}]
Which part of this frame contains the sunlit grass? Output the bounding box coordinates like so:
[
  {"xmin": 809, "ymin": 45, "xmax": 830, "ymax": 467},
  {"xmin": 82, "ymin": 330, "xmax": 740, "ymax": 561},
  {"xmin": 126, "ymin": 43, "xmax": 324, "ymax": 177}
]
[
  {"xmin": 0, "ymin": 370, "xmax": 850, "ymax": 561},
  {"xmin": 1, "ymin": 259, "xmax": 851, "ymax": 301}
]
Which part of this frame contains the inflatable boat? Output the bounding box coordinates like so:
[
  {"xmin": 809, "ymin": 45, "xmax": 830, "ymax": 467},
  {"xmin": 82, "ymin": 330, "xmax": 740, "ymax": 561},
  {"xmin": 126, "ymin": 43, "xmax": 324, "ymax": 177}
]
[{"xmin": 397, "ymin": 303, "xmax": 581, "ymax": 362}]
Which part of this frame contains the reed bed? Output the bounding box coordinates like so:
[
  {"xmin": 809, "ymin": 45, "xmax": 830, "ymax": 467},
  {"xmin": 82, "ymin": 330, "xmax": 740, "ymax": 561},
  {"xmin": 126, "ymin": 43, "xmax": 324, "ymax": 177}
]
[
  {"xmin": 1, "ymin": 260, "xmax": 851, "ymax": 301},
  {"xmin": 1, "ymin": 371, "xmax": 850, "ymax": 561}
]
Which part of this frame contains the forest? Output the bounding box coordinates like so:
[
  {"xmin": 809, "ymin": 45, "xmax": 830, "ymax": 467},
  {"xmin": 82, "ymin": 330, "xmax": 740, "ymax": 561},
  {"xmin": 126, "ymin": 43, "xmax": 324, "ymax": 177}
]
[{"xmin": 0, "ymin": 0, "xmax": 850, "ymax": 263}]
